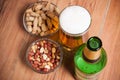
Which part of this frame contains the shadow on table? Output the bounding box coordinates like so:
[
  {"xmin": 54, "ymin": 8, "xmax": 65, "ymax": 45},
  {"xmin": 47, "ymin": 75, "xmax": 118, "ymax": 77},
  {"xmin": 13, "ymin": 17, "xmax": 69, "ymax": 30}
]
[
  {"xmin": 18, "ymin": 2, "xmax": 34, "ymax": 32},
  {"xmin": 19, "ymin": 40, "xmax": 30, "ymax": 67},
  {"xmin": 18, "ymin": 2, "xmax": 40, "ymax": 66},
  {"xmin": 62, "ymin": 49, "xmax": 76, "ymax": 79}
]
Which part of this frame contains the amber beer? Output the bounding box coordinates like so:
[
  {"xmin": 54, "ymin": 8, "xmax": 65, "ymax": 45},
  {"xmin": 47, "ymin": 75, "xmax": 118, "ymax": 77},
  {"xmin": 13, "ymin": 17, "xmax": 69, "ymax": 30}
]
[
  {"xmin": 59, "ymin": 30, "xmax": 83, "ymax": 50},
  {"xmin": 59, "ymin": 6, "xmax": 91, "ymax": 51}
]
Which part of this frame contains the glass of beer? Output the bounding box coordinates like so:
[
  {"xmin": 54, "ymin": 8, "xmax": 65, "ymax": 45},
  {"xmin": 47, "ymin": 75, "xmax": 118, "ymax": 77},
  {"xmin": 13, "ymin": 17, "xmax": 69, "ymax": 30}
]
[{"xmin": 59, "ymin": 6, "xmax": 91, "ymax": 51}]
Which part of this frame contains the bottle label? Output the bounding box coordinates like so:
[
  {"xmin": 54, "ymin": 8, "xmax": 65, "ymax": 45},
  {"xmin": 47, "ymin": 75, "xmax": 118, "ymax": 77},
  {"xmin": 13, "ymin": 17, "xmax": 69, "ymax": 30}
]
[
  {"xmin": 75, "ymin": 66, "xmax": 100, "ymax": 80},
  {"xmin": 83, "ymin": 47, "xmax": 101, "ymax": 61}
]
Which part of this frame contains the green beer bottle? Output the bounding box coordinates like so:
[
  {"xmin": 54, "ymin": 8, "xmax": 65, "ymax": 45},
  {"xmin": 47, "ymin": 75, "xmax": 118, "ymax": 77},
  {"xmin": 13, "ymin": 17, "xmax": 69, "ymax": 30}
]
[{"xmin": 74, "ymin": 36, "xmax": 107, "ymax": 80}]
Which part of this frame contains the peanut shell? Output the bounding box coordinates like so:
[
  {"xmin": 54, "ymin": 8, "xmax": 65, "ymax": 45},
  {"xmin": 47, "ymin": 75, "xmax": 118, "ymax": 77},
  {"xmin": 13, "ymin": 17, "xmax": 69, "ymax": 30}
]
[
  {"xmin": 26, "ymin": 21, "xmax": 32, "ymax": 26},
  {"xmin": 41, "ymin": 24, "xmax": 48, "ymax": 32},
  {"xmin": 26, "ymin": 8, "xmax": 33, "ymax": 13},
  {"xmin": 49, "ymin": 4, "xmax": 54, "ymax": 12},
  {"xmin": 41, "ymin": 12, "xmax": 47, "ymax": 20},
  {"xmin": 46, "ymin": 11, "xmax": 55, "ymax": 19},
  {"xmin": 38, "ymin": 16, "xmax": 42, "ymax": 26},
  {"xmin": 27, "ymin": 25, "xmax": 32, "ymax": 32},
  {"xmin": 46, "ymin": 17, "xmax": 52, "ymax": 29},
  {"xmin": 33, "ymin": 17, "xmax": 38, "ymax": 27}
]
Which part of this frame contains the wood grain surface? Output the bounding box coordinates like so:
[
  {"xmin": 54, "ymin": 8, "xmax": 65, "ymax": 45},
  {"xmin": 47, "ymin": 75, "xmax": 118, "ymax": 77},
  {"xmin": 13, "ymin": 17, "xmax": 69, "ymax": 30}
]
[{"xmin": 0, "ymin": 0, "xmax": 120, "ymax": 80}]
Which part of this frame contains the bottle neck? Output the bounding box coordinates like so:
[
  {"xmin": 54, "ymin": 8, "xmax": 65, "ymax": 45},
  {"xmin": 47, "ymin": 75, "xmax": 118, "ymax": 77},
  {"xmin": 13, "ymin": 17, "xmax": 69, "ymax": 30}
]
[{"xmin": 83, "ymin": 46, "xmax": 101, "ymax": 63}]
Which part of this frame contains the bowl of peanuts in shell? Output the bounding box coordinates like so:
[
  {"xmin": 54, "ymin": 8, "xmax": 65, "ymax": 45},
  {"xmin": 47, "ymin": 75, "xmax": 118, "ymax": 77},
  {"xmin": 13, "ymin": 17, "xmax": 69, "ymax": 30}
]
[
  {"xmin": 26, "ymin": 38, "xmax": 63, "ymax": 73},
  {"xmin": 23, "ymin": 1, "xmax": 59, "ymax": 36}
]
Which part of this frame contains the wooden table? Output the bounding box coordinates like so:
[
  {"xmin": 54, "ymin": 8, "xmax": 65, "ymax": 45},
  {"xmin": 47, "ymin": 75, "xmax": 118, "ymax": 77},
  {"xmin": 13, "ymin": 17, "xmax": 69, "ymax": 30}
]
[{"xmin": 0, "ymin": 0, "xmax": 120, "ymax": 80}]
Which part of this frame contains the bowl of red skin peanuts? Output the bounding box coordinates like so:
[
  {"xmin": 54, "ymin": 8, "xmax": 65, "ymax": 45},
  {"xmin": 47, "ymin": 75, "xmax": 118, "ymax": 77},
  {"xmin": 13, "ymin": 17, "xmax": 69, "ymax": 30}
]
[{"xmin": 26, "ymin": 38, "xmax": 63, "ymax": 74}]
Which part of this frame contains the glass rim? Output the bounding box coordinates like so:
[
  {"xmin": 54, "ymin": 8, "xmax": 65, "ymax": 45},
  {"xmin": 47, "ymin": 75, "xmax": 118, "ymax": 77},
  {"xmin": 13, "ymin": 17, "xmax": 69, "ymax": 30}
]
[{"xmin": 59, "ymin": 5, "xmax": 92, "ymax": 37}]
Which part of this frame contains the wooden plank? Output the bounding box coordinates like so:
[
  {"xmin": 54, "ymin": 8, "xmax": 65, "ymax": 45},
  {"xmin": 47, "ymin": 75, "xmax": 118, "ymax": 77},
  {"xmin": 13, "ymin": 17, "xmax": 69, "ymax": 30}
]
[
  {"xmin": 0, "ymin": 0, "xmax": 120, "ymax": 80},
  {"xmin": 99, "ymin": 0, "xmax": 120, "ymax": 79}
]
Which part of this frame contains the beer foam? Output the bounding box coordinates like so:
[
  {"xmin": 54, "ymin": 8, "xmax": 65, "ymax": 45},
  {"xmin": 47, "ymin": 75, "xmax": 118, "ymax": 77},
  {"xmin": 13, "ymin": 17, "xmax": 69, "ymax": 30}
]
[{"xmin": 59, "ymin": 6, "xmax": 91, "ymax": 35}]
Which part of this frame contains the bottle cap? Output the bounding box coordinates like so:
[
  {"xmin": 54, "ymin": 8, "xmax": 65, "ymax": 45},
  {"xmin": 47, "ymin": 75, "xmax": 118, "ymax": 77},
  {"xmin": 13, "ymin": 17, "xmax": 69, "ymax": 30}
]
[{"xmin": 87, "ymin": 36, "xmax": 102, "ymax": 51}]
